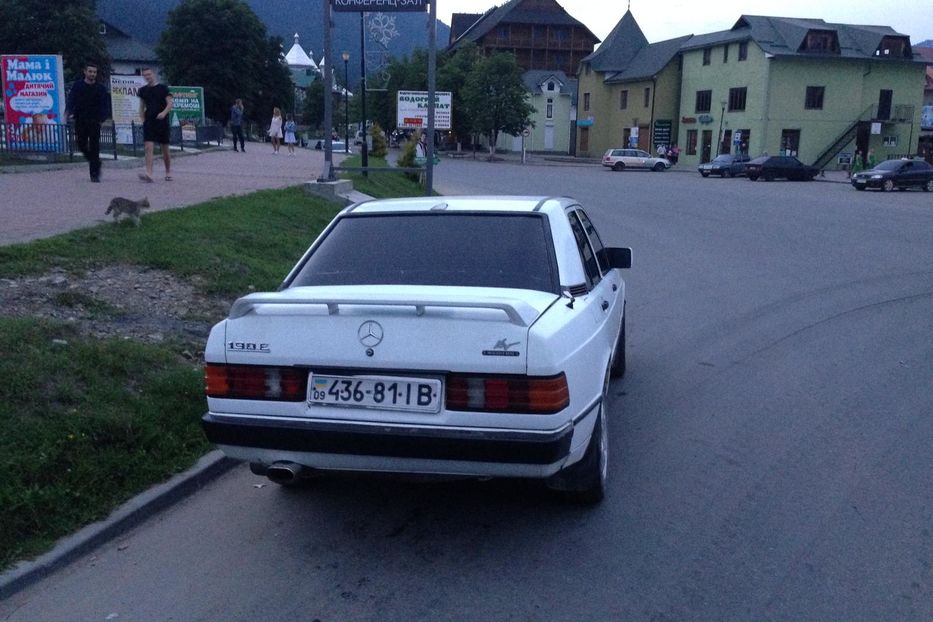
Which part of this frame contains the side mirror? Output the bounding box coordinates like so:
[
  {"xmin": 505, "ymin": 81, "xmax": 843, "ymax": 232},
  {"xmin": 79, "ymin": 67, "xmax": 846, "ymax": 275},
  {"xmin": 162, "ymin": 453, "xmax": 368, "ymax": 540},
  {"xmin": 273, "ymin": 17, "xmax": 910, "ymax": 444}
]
[{"xmin": 606, "ymin": 247, "xmax": 632, "ymax": 270}]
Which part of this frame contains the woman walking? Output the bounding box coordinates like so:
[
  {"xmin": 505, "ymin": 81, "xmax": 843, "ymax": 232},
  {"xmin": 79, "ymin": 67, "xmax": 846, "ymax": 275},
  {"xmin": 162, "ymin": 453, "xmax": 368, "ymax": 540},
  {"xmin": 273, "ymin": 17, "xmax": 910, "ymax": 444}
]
[
  {"xmin": 268, "ymin": 107, "xmax": 283, "ymax": 154},
  {"xmin": 284, "ymin": 113, "xmax": 297, "ymax": 155}
]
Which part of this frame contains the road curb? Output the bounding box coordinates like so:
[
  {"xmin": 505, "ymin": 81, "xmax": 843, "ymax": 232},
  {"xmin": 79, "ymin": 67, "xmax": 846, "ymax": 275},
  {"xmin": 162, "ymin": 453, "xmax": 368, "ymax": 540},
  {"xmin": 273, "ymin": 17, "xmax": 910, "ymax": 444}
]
[
  {"xmin": 0, "ymin": 450, "xmax": 238, "ymax": 600},
  {"xmin": 0, "ymin": 145, "xmax": 227, "ymax": 174}
]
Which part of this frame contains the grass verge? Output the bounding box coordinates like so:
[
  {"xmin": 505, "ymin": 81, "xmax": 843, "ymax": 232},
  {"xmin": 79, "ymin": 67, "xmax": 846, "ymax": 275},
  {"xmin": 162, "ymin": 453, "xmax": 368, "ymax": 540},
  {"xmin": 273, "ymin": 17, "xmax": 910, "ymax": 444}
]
[
  {"xmin": 0, "ymin": 185, "xmax": 359, "ymax": 571},
  {"xmin": 338, "ymin": 154, "xmax": 429, "ymax": 198}
]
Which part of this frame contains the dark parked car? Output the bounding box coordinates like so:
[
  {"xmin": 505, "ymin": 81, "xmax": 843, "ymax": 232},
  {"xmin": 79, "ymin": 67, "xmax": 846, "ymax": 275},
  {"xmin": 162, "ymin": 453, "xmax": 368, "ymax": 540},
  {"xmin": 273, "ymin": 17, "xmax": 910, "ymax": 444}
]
[
  {"xmin": 850, "ymin": 158, "xmax": 933, "ymax": 192},
  {"xmin": 746, "ymin": 156, "xmax": 819, "ymax": 181},
  {"xmin": 698, "ymin": 153, "xmax": 750, "ymax": 177}
]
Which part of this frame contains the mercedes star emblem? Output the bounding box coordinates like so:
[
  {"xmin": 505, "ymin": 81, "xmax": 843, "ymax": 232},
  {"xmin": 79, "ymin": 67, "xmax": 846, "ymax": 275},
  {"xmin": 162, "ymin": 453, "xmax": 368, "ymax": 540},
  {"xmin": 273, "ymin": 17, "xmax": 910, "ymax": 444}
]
[{"xmin": 358, "ymin": 320, "xmax": 384, "ymax": 348}]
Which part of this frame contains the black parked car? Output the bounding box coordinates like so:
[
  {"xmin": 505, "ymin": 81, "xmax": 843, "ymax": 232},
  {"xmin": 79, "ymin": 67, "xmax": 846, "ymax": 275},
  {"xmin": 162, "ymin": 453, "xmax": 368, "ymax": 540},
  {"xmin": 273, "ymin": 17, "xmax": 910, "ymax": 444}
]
[
  {"xmin": 850, "ymin": 158, "xmax": 933, "ymax": 192},
  {"xmin": 698, "ymin": 153, "xmax": 750, "ymax": 177},
  {"xmin": 746, "ymin": 156, "xmax": 819, "ymax": 181}
]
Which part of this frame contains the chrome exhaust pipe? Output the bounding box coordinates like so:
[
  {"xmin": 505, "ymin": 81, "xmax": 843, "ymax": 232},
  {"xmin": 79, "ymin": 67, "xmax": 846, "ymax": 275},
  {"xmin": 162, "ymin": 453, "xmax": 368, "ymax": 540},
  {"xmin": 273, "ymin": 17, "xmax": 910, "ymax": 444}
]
[{"xmin": 265, "ymin": 462, "xmax": 305, "ymax": 484}]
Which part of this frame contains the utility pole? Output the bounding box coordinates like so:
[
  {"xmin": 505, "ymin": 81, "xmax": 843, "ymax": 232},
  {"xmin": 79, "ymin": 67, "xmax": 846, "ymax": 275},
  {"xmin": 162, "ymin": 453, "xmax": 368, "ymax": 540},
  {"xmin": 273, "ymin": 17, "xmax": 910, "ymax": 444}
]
[
  {"xmin": 360, "ymin": 12, "xmax": 368, "ymax": 177},
  {"xmin": 320, "ymin": 0, "xmax": 334, "ymax": 181},
  {"xmin": 425, "ymin": 0, "xmax": 437, "ymax": 195}
]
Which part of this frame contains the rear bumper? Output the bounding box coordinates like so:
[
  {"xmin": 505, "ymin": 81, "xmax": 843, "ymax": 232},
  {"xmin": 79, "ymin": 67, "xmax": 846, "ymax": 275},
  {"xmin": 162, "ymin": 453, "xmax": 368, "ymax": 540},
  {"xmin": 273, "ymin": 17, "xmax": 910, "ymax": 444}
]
[{"xmin": 202, "ymin": 412, "xmax": 577, "ymax": 475}]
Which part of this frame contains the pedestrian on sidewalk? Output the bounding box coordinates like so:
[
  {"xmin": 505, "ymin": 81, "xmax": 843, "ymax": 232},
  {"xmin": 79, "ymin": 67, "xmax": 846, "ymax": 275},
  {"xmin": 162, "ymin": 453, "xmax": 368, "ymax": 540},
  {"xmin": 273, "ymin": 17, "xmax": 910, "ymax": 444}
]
[
  {"xmin": 284, "ymin": 113, "xmax": 297, "ymax": 155},
  {"xmin": 137, "ymin": 67, "xmax": 173, "ymax": 182},
  {"xmin": 65, "ymin": 62, "xmax": 110, "ymax": 182},
  {"xmin": 230, "ymin": 98, "xmax": 245, "ymax": 152},
  {"xmin": 268, "ymin": 107, "xmax": 283, "ymax": 154}
]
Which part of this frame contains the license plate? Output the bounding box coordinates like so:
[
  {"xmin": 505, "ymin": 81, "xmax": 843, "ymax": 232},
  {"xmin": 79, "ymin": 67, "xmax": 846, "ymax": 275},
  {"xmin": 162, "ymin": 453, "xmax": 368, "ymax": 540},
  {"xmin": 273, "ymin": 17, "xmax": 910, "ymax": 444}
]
[{"xmin": 308, "ymin": 374, "xmax": 442, "ymax": 413}]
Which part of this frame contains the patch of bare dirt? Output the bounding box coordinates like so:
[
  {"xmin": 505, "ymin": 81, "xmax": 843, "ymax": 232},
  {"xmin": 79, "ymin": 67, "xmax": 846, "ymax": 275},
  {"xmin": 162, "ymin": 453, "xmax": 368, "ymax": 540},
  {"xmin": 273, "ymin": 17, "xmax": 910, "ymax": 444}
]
[{"xmin": 0, "ymin": 265, "xmax": 232, "ymax": 355}]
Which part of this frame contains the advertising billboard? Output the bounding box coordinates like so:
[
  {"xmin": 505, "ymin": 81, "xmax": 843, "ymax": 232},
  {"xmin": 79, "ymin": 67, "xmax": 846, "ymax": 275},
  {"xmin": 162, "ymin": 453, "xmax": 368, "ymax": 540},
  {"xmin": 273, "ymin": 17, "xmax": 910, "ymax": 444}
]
[
  {"xmin": 396, "ymin": 90, "xmax": 451, "ymax": 130},
  {"xmin": 1, "ymin": 54, "xmax": 66, "ymax": 150},
  {"xmin": 110, "ymin": 74, "xmax": 146, "ymax": 144},
  {"xmin": 168, "ymin": 86, "xmax": 205, "ymax": 141}
]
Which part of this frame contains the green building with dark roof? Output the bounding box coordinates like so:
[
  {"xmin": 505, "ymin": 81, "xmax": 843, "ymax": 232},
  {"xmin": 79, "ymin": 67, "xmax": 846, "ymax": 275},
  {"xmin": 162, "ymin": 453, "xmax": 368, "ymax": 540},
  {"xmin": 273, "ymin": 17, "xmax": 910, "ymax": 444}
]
[{"xmin": 577, "ymin": 12, "xmax": 927, "ymax": 170}]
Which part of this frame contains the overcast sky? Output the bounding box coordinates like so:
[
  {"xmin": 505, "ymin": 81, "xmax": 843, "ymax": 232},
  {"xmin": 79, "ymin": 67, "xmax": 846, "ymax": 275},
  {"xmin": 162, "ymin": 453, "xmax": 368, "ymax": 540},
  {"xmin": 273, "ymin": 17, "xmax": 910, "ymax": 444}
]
[{"xmin": 438, "ymin": 1, "xmax": 933, "ymax": 44}]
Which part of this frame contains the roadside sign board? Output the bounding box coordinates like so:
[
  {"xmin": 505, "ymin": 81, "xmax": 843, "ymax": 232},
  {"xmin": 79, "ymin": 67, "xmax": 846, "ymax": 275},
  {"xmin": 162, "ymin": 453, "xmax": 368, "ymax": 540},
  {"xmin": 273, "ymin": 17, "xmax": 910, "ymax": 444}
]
[
  {"xmin": 1, "ymin": 54, "xmax": 66, "ymax": 151},
  {"xmin": 332, "ymin": 0, "xmax": 428, "ymax": 12},
  {"xmin": 397, "ymin": 90, "xmax": 451, "ymax": 130},
  {"xmin": 110, "ymin": 74, "xmax": 146, "ymax": 144},
  {"xmin": 168, "ymin": 86, "xmax": 205, "ymax": 141}
]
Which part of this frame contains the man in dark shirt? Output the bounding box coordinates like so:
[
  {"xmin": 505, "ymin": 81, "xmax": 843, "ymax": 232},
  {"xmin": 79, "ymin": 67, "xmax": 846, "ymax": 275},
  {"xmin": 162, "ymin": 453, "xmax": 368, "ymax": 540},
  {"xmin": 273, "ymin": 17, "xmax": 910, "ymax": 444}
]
[
  {"xmin": 65, "ymin": 62, "xmax": 111, "ymax": 182},
  {"xmin": 137, "ymin": 67, "xmax": 173, "ymax": 182}
]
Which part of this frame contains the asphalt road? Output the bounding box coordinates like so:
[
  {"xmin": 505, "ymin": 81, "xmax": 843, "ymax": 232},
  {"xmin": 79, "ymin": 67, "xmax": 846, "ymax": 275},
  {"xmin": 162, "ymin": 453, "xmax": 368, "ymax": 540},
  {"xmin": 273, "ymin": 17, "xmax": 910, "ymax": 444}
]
[{"xmin": 2, "ymin": 161, "xmax": 931, "ymax": 621}]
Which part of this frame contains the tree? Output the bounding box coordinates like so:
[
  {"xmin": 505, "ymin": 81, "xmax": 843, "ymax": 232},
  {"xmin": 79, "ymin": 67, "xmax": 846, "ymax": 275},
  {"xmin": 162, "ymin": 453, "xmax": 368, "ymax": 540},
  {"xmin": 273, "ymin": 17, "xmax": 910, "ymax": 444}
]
[
  {"xmin": 302, "ymin": 79, "xmax": 326, "ymax": 132},
  {"xmin": 438, "ymin": 41, "xmax": 481, "ymax": 148},
  {"xmin": 462, "ymin": 52, "xmax": 536, "ymax": 157},
  {"xmin": 157, "ymin": 0, "xmax": 292, "ymax": 125},
  {"xmin": 0, "ymin": 0, "xmax": 110, "ymax": 82}
]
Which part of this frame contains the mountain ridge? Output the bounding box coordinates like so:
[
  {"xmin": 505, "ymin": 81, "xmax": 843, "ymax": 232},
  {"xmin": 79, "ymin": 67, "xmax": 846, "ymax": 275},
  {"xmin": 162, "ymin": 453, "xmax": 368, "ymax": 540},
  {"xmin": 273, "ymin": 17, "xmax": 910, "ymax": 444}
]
[{"xmin": 98, "ymin": 0, "xmax": 450, "ymax": 82}]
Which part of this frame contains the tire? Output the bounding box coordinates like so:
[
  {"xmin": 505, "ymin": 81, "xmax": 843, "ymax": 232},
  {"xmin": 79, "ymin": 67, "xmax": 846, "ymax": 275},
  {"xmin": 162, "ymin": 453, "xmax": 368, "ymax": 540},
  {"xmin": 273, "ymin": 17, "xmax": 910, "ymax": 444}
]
[
  {"xmin": 613, "ymin": 162, "xmax": 624, "ymax": 172},
  {"xmin": 855, "ymin": 185, "xmax": 866, "ymax": 191},
  {"xmin": 653, "ymin": 162, "xmax": 665, "ymax": 172},
  {"xmin": 924, "ymin": 180, "xmax": 933, "ymax": 192},
  {"xmin": 547, "ymin": 389, "xmax": 608, "ymax": 505},
  {"xmin": 748, "ymin": 174, "xmax": 759, "ymax": 181},
  {"xmin": 727, "ymin": 170, "xmax": 735, "ymax": 178},
  {"xmin": 700, "ymin": 172, "xmax": 709, "ymax": 178},
  {"xmin": 610, "ymin": 312, "xmax": 626, "ymax": 379},
  {"xmin": 882, "ymin": 179, "xmax": 894, "ymax": 192}
]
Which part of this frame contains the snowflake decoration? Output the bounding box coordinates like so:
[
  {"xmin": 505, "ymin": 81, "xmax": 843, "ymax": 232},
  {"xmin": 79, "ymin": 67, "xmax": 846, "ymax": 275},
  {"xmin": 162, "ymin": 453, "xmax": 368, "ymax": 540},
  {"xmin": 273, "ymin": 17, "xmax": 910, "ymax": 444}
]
[{"xmin": 368, "ymin": 12, "xmax": 399, "ymax": 49}]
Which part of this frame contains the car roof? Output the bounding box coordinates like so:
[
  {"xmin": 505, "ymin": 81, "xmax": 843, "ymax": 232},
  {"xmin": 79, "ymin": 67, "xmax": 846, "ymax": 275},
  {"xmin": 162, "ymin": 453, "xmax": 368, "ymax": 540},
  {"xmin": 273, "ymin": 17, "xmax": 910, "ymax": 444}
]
[{"xmin": 343, "ymin": 196, "xmax": 578, "ymax": 217}]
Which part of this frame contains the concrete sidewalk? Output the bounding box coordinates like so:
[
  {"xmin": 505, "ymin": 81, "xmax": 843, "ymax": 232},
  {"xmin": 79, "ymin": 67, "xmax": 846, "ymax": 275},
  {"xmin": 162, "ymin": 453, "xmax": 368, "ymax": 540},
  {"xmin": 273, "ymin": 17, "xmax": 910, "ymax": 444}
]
[{"xmin": 0, "ymin": 143, "xmax": 333, "ymax": 246}]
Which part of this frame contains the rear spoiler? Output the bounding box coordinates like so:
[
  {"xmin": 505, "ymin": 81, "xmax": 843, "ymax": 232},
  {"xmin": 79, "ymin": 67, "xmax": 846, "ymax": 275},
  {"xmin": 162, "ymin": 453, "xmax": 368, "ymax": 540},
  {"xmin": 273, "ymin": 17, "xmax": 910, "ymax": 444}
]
[{"xmin": 228, "ymin": 291, "xmax": 542, "ymax": 327}]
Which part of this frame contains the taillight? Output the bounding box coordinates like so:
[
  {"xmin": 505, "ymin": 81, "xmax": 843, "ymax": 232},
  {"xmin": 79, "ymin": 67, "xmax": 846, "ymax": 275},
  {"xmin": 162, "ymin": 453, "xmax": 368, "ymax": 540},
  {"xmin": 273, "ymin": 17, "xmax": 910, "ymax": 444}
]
[
  {"xmin": 446, "ymin": 373, "xmax": 569, "ymax": 414},
  {"xmin": 204, "ymin": 364, "xmax": 307, "ymax": 401}
]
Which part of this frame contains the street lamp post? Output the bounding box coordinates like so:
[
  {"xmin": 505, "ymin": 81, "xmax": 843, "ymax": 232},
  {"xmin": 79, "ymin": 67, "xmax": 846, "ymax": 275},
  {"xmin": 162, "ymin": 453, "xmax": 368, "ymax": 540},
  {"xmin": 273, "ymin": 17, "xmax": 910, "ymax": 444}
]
[
  {"xmin": 359, "ymin": 12, "xmax": 368, "ymax": 176},
  {"xmin": 342, "ymin": 51, "xmax": 350, "ymax": 154},
  {"xmin": 716, "ymin": 100, "xmax": 726, "ymax": 157}
]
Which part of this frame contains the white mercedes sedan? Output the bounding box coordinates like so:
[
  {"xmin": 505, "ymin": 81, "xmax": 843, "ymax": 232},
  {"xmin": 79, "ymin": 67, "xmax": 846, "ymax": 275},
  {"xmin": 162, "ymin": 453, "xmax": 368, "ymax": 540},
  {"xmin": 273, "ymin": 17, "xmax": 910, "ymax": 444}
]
[{"xmin": 202, "ymin": 196, "xmax": 631, "ymax": 503}]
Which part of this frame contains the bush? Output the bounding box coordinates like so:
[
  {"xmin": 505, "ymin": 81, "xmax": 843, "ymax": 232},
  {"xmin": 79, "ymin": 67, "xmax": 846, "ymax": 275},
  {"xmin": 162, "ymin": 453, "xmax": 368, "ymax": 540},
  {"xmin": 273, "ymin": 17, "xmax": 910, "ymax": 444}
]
[
  {"xmin": 397, "ymin": 130, "xmax": 421, "ymax": 181},
  {"xmin": 369, "ymin": 122, "xmax": 388, "ymax": 158}
]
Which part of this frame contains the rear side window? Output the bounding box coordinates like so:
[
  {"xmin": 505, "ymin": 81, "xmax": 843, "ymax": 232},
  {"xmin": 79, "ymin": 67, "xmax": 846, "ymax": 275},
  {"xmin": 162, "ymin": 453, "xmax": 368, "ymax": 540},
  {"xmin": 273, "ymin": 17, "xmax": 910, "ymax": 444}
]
[
  {"xmin": 568, "ymin": 212, "xmax": 601, "ymax": 289},
  {"xmin": 574, "ymin": 210, "xmax": 608, "ymax": 276},
  {"xmin": 289, "ymin": 213, "xmax": 559, "ymax": 293}
]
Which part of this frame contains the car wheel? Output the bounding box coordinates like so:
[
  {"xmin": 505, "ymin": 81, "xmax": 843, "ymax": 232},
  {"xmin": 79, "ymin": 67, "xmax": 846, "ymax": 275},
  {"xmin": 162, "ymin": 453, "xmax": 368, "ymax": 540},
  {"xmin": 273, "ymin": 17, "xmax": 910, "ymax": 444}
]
[
  {"xmin": 924, "ymin": 180, "xmax": 933, "ymax": 192},
  {"xmin": 547, "ymin": 382, "xmax": 608, "ymax": 505},
  {"xmin": 613, "ymin": 162, "xmax": 624, "ymax": 172},
  {"xmin": 653, "ymin": 162, "xmax": 665, "ymax": 172},
  {"xmin": 610, "ymin": 311, "xmax": 626, "ymax": 379},
  {"xmin": 727, "ymin": 170, "xmax": 735, "ymax": 178},
  {"xmin": 855, "ymin": 185, "xmax": 866, "ymax": 191},
  {"xmin": 700, "ymin": 171, "xmax": 709, "ymax": 177},
  {"xmin": 882, "ymin": 179, "xmax": 894, "ymax": 192}
]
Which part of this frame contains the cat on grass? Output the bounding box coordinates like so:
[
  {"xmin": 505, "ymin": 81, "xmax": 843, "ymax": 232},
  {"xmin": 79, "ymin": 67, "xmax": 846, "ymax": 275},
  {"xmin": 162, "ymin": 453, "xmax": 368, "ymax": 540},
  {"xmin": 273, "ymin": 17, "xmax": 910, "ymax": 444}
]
[{"xmin": 105, "ymin": 196, "xmax": 150, "ymax": 225}]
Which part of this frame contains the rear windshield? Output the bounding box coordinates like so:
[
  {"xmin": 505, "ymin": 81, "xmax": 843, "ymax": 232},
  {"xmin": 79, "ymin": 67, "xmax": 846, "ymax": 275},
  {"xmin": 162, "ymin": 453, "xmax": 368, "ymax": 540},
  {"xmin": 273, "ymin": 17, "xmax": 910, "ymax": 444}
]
[{"xmin": 288, "ymin": 213, "xmax": 559, "ymax": 293}]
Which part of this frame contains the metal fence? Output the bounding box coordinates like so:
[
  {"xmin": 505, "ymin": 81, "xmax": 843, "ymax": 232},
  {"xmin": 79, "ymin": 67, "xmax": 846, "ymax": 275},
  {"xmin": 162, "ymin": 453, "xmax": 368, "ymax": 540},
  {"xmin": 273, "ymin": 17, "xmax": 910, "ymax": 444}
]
[{"xmin": 0, "ymin": 121, "xmax": 225, "ymax": 161}]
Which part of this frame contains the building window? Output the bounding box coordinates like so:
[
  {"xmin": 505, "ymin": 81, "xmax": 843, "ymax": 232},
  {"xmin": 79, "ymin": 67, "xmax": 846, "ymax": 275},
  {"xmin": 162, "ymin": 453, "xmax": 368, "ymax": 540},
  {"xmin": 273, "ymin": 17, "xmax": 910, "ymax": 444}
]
[
  {"xmin": 99, "ymin": 23, "xmax": 107, "ymax": 35},
  {"xmin": 620, "ymin": 90, "xmax": 628, "ymax": 110},
  {"xmin": 738, "ymin": 41, "xmax": 748, "ymax": 61},
  {"xmin": 583, "ymin": 92, "xmax": 590, "ymax": 111},
  {"xmin": 546, "ymin": 98, "xmax": 554, "ymax": 119},
  {"xmin": 644, "ymin": 87, "xmax": 651, "ymax": 108},
  {"xmin": 805, "ymin": 86, "xmax": 825, "ymax": 110},
  {"xmin": 703, "ymin": 48, "xmax": 711, "ymax": 65},
  {"xmin": 686, "ymin": 129, "xmax": 698, "ymax": 155},
  {"xmin": 547, "ymin": 81, "xmax": 555, "ymax": 91},
  {"xmin": 723, "ymin": 44, "xmax": 729, "ymax": 63},
  {"xmin": 801, "ymin": 30, "xmax": 839, "ymax": 54},
  {"xmin": 883, "ymin": 135, "xmax": 898, "ymax": 147},
  {"xmin": 695, "ymin": 90, "xmax": 712, "ymax": 113},
  {"xmin": 728, "ymin": 87, "xmax": 747, "ymax": 111}
]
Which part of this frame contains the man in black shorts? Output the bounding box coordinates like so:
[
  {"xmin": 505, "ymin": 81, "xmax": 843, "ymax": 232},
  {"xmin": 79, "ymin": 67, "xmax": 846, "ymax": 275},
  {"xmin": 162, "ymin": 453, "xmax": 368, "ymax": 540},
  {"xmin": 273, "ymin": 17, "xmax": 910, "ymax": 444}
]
[{"xmin": 137, "ymin": 67, "xmax": 173, "ymax": 182}]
